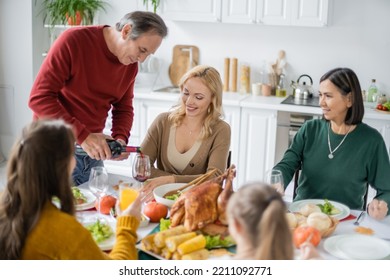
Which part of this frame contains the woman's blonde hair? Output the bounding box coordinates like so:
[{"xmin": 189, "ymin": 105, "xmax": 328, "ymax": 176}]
[
  {"xmin": 168, "ymin": 65, "xmax": 223, "ymax": 140},
  {"xmin": 227, "ymin": 182, "xmax": 294, "ymax": 260}
]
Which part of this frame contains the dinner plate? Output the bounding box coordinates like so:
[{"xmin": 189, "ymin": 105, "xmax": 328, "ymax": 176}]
[
  {"xmin": 75, "ymin": 189, "xmax": 96, "ymax": 211},
  {"xmin": 137, "ymin": 225, "xmax": 236, "ymax": 260},
  {"xmin": 81, "ymin": 217, "xmax": 116, "ymax": 251},
  {"xmin": 324, "ymin": 234, "xmax": 390, "ymax": 260},
  {"xmin": 289, "ymin": 199, "xmax": 350, "ymax": 220},
  {"xmin": 136, "ymin": 244, "xmax": 234, "ymax": 260}
]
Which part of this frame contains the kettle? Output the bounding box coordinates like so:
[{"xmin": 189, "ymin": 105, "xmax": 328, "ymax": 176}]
[{"xmin": 291, "ymin": 74, "xmax": 314, "ymax": 100}]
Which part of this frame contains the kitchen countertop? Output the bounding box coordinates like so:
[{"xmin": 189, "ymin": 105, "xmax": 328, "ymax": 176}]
[{"xmin": 135, "ymin": 87, "xmax": 390, "ymax": 120}]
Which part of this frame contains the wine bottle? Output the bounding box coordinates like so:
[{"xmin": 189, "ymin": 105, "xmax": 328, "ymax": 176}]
[{"xmin": 75, "ymin": 139, "xmax": 141, "ymax": 158}]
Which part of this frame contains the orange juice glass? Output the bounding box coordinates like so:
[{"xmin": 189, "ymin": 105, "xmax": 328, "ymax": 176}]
[{"xmin": 119, "ymin": 181, "xmax": 140, "ymax": 211}]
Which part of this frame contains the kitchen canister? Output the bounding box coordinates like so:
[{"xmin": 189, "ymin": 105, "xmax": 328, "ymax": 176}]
[
  {"xmin": 223, "ymin": 57, "xmax": 230, "ymax": 92},
  {"xmin": 240, "ymin": 64, "xmax": 250, "ymax": 94},
  {"xmin": 252, "ymin": 83, "xmax": 262, "ymax": 96},
  {"xmin": 231, "ymin": 58, "xmax": 238, "ymax": 92},
  {"xmin": 262, "ymin": 84, "xmax": 272, "ymax": 96}
]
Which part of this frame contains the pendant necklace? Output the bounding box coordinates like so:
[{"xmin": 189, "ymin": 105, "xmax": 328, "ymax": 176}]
[
  {"xmin": 183, "ymin": 122, "xmax": 197, "ymax": 135},
  {"xmin": 327, "ymin": 122, "xmax": 351, "ymax": 159}
]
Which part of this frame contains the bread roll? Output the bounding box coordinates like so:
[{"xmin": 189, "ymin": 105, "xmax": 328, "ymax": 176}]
[
  {"xmin": 299, "ymin": 203, "xmax": 322, "ymax": 217},
  {"xmin": 306, "ymin": 212, "xmax": 332, "ymax": 234},
  {"xmin": 286, "ymin": 212, "xmax": 298, "ymax": 229}
]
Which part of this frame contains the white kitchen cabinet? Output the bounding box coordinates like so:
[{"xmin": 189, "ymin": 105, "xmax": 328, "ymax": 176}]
[
  {"xmin": 364, "ymin": 118, "xmax": 390, "ymax": 156},
  {"xmin": 222, "ymin": 0, "xmax": 257, "ymax": 24},
  {"xmin": 257, "ymin": 0, "xmax": 329, "ymax": 27},
  {"xmin": 137, "ymin": 98, "xmax": 176, "ymax": 142},
  {"xmin": 237, "ymin": 107, "xmax": 277, "ymax": 188},
  {"xmin": 159, "ymin": 0, "xmax": 328, "ymax": 26},
  {"xmin": 222, "ymin": 104, "xmax": 241, "ymax": 168},
  {"xmin": 159, "ymin": 0, "xmax": 222, "ymax": 22}
]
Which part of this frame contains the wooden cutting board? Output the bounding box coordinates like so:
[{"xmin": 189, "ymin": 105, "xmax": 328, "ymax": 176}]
[{"xmin": 169, "ymin": 45, "xmax": 199, "ymax": 87}]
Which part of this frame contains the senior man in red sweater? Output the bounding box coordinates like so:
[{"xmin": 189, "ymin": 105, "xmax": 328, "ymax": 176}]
[{"xmin": 29, "ymin": 11, "xmax": 168, "ymax": 185}]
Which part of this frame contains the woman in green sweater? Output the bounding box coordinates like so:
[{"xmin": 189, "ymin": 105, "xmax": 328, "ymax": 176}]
[
  {"xmin": 273, "ymin": 68, "xmax": 389, "ymax": 220},
  {"xmin": 0, "ymin": 119, "xmax": 141, "ymax": 259}
]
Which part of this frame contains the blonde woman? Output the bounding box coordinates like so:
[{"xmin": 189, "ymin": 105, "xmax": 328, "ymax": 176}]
[
  {"xmin": 141, "ymin": 65, "xmax": 231, "ymax": 196},
  {"xmin": 227, "ymin": 182, "xmax": 320, "ymax": 260}
]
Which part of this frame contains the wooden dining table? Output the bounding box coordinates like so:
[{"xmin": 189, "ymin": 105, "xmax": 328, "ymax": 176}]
[{"xmin": 77, "ymin": 174, "xmax": 390, "ymax": 260}]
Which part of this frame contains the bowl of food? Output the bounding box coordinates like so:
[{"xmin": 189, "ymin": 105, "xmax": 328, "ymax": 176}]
[{"xmin": 153, "ymin": 183, "xmax": 187, "ymax": 208}]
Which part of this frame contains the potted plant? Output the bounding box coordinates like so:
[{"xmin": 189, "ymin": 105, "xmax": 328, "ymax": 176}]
[
  {"xmin": 41, "ymin": 0, "xmax": 108, "ymax": 26},
  {"xmin": 143, "ymin": 0, "xmax": 160, "ymax": 13}
]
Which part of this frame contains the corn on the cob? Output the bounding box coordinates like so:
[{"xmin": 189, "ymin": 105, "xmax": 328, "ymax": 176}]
[
  {"xmin": 165, "ymin": 232, "xmax": 197, "ymax": 253},
  {"xmin": 161, "ymin": 247, "xmax": 173, "ymax": 260},
  {"xmin": 172, "ymin": 251, "xmax": 182, "ymax": 260},
  {"xmin": 181, "ymin": 248, "xmax": 209, "ymax": 260},
  {"xmin": 154, "ymin": 225, "xmax": 187, "ymax": 248},
  {"xmin": 151, "ymin": 244, "xmax": 162, "ymax": 255},
  {"xmin": 177, "ymin": 234, "xmax": 206, "ymax": 255},
  {"xmin": 141, "ymin": 233, "xmax": 156, "ymax": 251}
]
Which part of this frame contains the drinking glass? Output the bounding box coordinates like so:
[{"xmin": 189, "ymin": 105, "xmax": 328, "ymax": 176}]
[
  {"xmin": 132, "ymin": 154, "xmax": 151, "ymax": 184},
  {"xmin": 265, "ymin": 169, "xmax": 285, "ymax": 196},
  {"xmin": 119, "ymin": 181, "xmax": 140, "ymax": 211},
  {"xmin": 88, "ymin": 166, "xmax": 109, "ymax": 219}
]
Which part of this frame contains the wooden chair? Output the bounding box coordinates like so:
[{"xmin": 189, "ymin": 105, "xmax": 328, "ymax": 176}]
[{"xmin": 227, "ymin": 151, "xmax": 232, "ymax": 168}]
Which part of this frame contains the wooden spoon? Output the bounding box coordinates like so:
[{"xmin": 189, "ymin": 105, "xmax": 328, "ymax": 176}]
[{"xmin": 163, "ymin": 168, "xmax": 218, "ymax": 198}]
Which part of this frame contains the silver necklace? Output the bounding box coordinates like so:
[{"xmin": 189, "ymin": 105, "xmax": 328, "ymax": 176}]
[
  {"xmin": 183, "ymin": 122, "xmax": 198, "ymax": 135},
  {"xmin": 327, "ymin": 122, "xmax": 351, "ymax": 159}
]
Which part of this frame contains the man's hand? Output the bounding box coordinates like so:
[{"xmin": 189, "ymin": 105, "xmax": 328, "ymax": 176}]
[
  {"xmin": 110, "ymin": 138, "xmax": 130, "ymax": 161},
  {"xmin": 81, "ymin": 133, "xmax": 113, "ymax": 160}
]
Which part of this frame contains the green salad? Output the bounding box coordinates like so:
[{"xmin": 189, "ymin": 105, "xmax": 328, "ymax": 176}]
[
  {"xmin": 204, "ymin": 234, "xmax": 236, "ymax": 249},
  {"xmin": 72, "ymin": 186, "xmax": 87, "ymax": 204},
  {"xmin": 165, "ymin": 193, "xmax": 181, "ymax": 201},
  {"xmin": 317, "ymin": 199, "xmax": 341, "ymax": 215},
  {"xmin": 86, "ymin": 220, "xmax": 113, "ymax": 243}
]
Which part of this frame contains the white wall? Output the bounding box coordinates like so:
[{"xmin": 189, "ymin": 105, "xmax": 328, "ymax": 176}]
[
  {"xmin": 101, "ymin": 0, "xmax": 390, "ymax": 94},
  {"xmin": 0, "ymin": 0, "xmax": 34, "ymax": 157}
]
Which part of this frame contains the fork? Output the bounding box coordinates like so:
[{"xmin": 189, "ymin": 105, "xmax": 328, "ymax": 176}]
[{"xmin": 353, "ymin": 211, "xmax": 366, "ymax": 226}]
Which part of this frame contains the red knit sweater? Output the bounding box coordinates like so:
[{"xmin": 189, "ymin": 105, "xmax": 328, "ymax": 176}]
[{"xmin": 29, "ymin": 25, "xmax": 136, "ymax": 144}]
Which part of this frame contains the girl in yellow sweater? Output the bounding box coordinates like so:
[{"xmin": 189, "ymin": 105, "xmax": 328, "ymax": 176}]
[{"xmin": 0, "ymin": 119, "xmax": 141, "ymax": 259}]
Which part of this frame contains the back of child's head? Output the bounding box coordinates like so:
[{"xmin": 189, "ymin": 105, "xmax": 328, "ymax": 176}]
[
  {"xmin": 227, "ymin": 182, "xmax": 293, "ymax": 259},
  {"xmin": 7, "ymin": 119, "xmax": 75, "ymax": 211}
]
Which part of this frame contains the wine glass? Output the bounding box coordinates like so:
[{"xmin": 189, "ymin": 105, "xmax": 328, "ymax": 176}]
[
  {"xmin": 132, "ymin": 154, "xmax": 151, "ymax": 184},
  {"xmin": 88, "ymin": 166, "xmax": 109, "ymax": 220},
  {"xmin": 265, "ymin": 169, "xmax": 285, "ymax": 196}
]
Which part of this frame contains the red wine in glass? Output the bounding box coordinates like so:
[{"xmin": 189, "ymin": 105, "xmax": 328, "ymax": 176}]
[
  {"xmin": 134, "ymin": 175, "xmax": 149, "ymax": 182},
  {"xmin": 132, "ymin": 154, "xmax": 151, "ymax": 184}
]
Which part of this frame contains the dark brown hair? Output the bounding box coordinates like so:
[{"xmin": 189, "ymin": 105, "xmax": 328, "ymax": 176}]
[
  {"xmin": 0, "ymin": 119, "xmax": 75, "ymax": 259},
  {"xmin": 320, "ymin": 67, "xmax": 364, "ymax": 124},
  {"xmin": 227, "ymin": 182, "xmax": 293, "ymax": 260}
]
